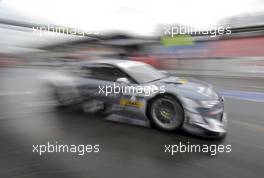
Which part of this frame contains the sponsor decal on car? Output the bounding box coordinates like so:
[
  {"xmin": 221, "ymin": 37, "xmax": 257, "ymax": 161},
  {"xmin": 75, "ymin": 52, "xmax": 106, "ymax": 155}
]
[
  {"xmin": 119, "ymin": 99, "xmax": 144, "ymax": 108},
  {"xmin": 178, "ymin": 79, "xmax": 188, "ymax": 84}
]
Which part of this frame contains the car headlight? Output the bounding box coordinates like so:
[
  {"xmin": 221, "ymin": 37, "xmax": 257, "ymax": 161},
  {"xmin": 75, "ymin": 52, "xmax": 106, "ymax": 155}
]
[
  {"xmin": 181, "ymin": 97, "xmax": 219, "ymax": 109},
  {"xmin": 199, "ymin": 100, "xmax": 219, "ymax": 108}
]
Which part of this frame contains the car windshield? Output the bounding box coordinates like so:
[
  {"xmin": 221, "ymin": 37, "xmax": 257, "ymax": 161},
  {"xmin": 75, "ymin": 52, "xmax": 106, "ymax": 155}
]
[{"xmin": 120, "ymin": 63, "xmax": 166, "ymax": 83}]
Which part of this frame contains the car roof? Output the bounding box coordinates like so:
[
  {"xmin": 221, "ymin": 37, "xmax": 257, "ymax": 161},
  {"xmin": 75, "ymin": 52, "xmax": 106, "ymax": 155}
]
[{"xmin": 79, "ymin": 59, "xmax": 145, "ymax": 69}]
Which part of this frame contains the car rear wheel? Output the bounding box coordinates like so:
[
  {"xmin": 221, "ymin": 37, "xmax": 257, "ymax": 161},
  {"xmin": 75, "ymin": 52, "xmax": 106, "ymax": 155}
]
[{"xmin": 149, "ymin": 95, "xmax": 184, "ymax": 131}]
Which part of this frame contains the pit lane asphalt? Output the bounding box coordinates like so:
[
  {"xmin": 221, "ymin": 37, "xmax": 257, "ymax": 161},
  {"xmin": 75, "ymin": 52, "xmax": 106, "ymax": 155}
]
[{"xmin": 0, "ymin": 68, "xmax": 263, "ymax": 178}]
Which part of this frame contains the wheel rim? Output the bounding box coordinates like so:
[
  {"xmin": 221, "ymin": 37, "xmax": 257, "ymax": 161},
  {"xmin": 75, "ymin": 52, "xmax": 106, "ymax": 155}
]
[{"xmin": 151, "ymin": 98, "xmax": 180, "ymax": 129}]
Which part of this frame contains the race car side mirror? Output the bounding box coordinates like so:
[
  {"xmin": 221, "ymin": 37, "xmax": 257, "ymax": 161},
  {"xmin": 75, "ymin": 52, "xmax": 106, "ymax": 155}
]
[{"xmin": 116, "ymin": 77, "xmax": 130, "ymax": 84}]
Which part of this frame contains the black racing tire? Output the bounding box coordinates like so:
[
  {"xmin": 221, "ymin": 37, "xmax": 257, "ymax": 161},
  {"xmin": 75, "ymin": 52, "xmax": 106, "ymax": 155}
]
[{"xmin": 148, "ymin": 95, "xmax": 184, "ymax": 131}]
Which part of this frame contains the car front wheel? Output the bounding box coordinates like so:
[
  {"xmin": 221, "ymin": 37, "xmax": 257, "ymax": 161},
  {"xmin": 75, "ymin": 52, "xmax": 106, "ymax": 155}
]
[{"xmin": 149, "ymin": 95, "xmax": 184, "ymax": 131}]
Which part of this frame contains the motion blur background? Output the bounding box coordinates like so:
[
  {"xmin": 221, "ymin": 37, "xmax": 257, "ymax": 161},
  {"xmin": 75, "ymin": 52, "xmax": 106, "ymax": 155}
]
[{"xmin": 0, "ymin": 0, "xmax": 264, "ymax": 178}]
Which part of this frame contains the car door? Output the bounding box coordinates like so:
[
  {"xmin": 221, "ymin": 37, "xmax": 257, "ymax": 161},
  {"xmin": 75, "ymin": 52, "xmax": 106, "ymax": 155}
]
[
  {"xmin": 77, "ymin": 64, "xmax": 123, "ymax": 104},
  {"xmin": 114, "ymin": 69, "xmax": 146, "ymax": 115}
]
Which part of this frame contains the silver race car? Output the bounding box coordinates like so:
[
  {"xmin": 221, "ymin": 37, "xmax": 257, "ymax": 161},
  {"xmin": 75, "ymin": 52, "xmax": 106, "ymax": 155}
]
[{"xmin": 45, "ymin": 59, "xmax": 227, "ymax": 138}]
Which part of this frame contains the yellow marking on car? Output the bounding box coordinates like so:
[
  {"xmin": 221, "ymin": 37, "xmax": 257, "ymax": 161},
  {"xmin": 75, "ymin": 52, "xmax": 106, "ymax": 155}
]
[
  {"xmin": 120, "ymin": 99, "xmax": 144, "ymax": 108},
  {"xmin": 178, "ymin": 79, "xmax": 188, "ymax": 84}
]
